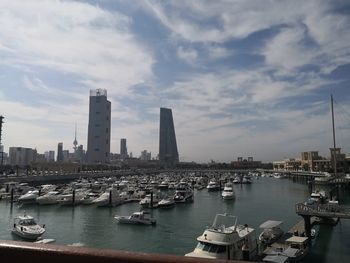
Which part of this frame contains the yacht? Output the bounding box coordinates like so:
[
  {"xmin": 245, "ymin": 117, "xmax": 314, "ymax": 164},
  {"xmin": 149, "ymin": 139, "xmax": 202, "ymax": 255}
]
[
  {"xmin": 259, "ymin": 220, "xmax": 284, "ymax": 245},
  {"xmin": 185, "ymin": 213, "xmax": 258, "ymax": 261},
  {"xmin": 173, "ymin": 182, "xmax": 193, "ymax": 203},
  {"xmin": 139, "ymin": 193, "xmax": 160, "ymax": 208},
  {"xmin": 12, "ymin": 214, "xmax": 45, "ymax": 240},
  {"xmin": 158, "ymin": 181, "xmax": 169, "ymax": 190},
  {"xmin": 18, "ymin": 190, "xmax": 40, "ymax": 204},
  {"xmin": 158, "ymin": 196, "xmax": 176, "ymax": 208},
  {"xmin": 92, "ymin": 189, "xmax": 123, "ymax": 207},
  {"xmin": 242, "ymin": 175, "xmax": 253, "ymax": 184},
  {"xmin": 206, "ymin": 180, "xmax": 220, "ymax": 191},
  {"xmin": 221, "ymin": 183, "xmax": 235, "ymax": 200},
  {"xmin": 36, "ymin": 191, "xmax": 61, "ymax": 205},
  {"xmin": 115, "ymin": 211, "xmax": 156, "ymax": 225}
]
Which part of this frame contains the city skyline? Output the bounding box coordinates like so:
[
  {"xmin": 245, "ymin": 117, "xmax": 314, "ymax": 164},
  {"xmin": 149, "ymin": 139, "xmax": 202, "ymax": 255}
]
[{"xmin": 0, "ymin": 0, "xmax": 350, "ymax": 162}]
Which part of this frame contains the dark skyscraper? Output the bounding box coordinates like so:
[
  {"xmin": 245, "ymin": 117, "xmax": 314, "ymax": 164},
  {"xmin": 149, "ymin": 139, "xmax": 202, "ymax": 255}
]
[
  {"xmin": 120, "ymin": 138, "xmax": 127, "ymax": 158},
  {"xmin": 159, "ymin": 107, "xmax": 179, "ymax": 167},
  {"xmin": 57, "ymin": 142, "xmax": 63, "ymax": 162},
  {"xmin": 87, "ymin": 89, "xmax": 111, "ymax": 164}
]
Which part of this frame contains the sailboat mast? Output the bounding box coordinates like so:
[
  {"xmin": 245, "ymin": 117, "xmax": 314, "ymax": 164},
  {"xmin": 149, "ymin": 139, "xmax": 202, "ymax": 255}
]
[{"xmin": 331, "ymin": 94, "xmax": 337, "ymax": 176}]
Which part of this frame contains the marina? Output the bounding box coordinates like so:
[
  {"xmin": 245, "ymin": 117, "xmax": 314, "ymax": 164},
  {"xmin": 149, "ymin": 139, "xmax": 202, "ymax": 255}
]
[{"xmin": 1, "ymin": 174, "xmax": 350, "ymax": 262}]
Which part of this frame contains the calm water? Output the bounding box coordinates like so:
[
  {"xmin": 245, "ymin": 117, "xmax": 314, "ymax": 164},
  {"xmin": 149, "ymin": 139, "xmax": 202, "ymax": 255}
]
[{"xmin": 1, "ymin": 177, "xmax": 350, "ymax": 262}]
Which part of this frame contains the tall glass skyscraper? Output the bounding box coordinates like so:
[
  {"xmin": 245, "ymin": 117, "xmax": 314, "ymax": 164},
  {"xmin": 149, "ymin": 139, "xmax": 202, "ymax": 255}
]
[
  {"xmin": 87, "ymin": 89, "xmax": 111, "ymax": 164},
  {"xmin": 159, "ymin": 107, "xmax": 179, "ymax": 167},
  {"xmin": 120, "ymin": 138, "xmax": 128, "ymax": 158}
]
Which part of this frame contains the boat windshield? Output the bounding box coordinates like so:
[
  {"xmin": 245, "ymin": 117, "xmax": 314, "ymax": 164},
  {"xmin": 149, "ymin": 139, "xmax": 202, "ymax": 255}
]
[
  {"xmin": 196, "ymin": 241, "xmax": 226, "ymax": 253},
  {"xmin": 19, "ymin": 219, "xmax": 36, "ymax": 225}
]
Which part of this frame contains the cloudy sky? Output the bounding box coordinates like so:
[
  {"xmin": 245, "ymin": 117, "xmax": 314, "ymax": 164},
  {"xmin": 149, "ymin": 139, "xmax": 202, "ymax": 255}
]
[{"xmin": 0, "ymin": 0, "xmax": 350, "ymax": 163}]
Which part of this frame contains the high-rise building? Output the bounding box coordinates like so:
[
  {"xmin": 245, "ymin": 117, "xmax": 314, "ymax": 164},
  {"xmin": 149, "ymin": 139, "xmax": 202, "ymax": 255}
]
[
  {"xmin": 159, "ymin": 107, "xmax": 179, "ymax": 167},
  {"xmin": 9, "ymin": 147, "xmax": 37, "ymax": 166},
  {"xmin": 120, "ymin": 138, "xmax": 128, "ymax": 158},
  {"xmin": 87, "ymin": 89, "xmax": 111, "ymax": 164},
  {"xmin": 57, "ymin": 142, "xmax": 63, "ymax": 162},
  {"xmin": 44, "ymin": 151, "xmax": 55, "ymax": 162},
  {"xmin": 140, "ymin": 150, "xmax": 151, "ymax": 161}
]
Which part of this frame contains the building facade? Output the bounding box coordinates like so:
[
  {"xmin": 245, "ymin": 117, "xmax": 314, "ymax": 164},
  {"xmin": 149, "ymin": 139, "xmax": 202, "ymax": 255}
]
[
  {"xmin": 87, "ymin": 89, "xmax": 111, "ymax": 164},
  {"xmin": 9, "ymin": 147, "xmax": 37, "ymax": 166},
  {"xmin": 120, "ymin": 138, "xmax": 128, "ymax": 159},
  {"xmin": 159, "ymin": 107, "xmax": 179, "ymax": 167},
  {"xmin": 57, "ymin": 142, "xmax": 63, "ymax": 163}
]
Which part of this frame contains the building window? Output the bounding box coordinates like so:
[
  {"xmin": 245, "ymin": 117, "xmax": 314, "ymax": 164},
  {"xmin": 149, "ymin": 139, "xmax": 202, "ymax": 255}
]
[
  {"xmin": 96, "ymin": 111, "xmax": 100, "ymax": 114},
  {"xmin": 95, "ymin": 124, "xmax": 100, "ymax": 127},
  {"xmin": 105, "ymin": 152, "xmax": 108, "ymax": 157},
  {"xmin": 106, "ymin": 128, "xmax": 109, "ymax": 133},
  {"xmin": 95, "ymin": 135, "xmax": 100, "ymax": 139},
  {"xmin": 94, "ymin": 148, "xmax": 99, "ymax": 151},
  {"xmin": 106, "ymin": 139, "xmax": 109, "ymax": 144}
]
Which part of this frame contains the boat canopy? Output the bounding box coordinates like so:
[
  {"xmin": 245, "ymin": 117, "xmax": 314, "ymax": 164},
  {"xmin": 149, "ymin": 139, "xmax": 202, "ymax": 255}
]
[
  {"xmin": 286, "ymin": 236, "xmax": 308, "ymax": 244},
  {"xmin": 259, "ymin": 220, "xmax": 283, "ymax": 229},
  {"xmin": 263, "ymin": 254, "xmax": 288, "ymax": 263}
]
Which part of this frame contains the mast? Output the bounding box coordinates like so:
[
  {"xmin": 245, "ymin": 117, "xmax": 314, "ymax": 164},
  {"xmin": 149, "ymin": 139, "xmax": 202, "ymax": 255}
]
[{"xmin": 331, "ymin": 94, "xmax": 337, "ymax": 176}]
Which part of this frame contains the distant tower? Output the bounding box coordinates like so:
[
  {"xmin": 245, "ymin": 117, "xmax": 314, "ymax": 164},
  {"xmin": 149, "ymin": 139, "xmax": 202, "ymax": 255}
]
[
  {"xmin": 87, "ymin": 89, "xmax": 111, "ymax": 164},
  {"xmin": 73, "ymin": 123, "xmax": 78, "ymax": 153},
  {"xmin": 120, "ymin": 138, "xmax": 128, "ymax": 158},
  {"xmin": 159, "ymin": 108, "xmax": 179, "ymax": 167},
  {"xmin": 57, "ymin": 142, "xmax": 63, "ymax": 162}
]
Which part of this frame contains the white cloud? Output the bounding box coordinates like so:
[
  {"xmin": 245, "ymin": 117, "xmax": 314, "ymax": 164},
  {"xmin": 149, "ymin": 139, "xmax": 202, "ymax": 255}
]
[
  {"xmin": 0, "ymin": 0, "xmax": 154, "ymax": 96},
  {"xmin": 176, "ymin": 46, "xmax": 198, "ymax": 64}
]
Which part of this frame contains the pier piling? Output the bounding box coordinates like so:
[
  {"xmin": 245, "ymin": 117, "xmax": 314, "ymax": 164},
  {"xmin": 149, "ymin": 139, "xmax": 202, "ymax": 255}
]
[
  {"xmin": 109, "ymin": 190, "xmax": 112, "ymax": 206},
  {"xmin": 150, "ymin": 192, "xmax": 153, "ymax": 209},
  {"xmin": 72, "ymin": 189, "xmax": 76, "ymax": 205},
  {"xmin": 10, "ymin": 188, "xmax": 14, "ymax": 203}
]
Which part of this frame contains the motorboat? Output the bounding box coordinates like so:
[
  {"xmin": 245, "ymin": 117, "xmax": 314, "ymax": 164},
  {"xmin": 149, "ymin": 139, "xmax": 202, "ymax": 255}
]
[
  {"xmin": 12, "ymin": 214, "xmax": 45, "ymax": 240},
  {"xmin": 185, "ymin": 213, "xmax": 258, "ymax": 261},
  {"xmin": 139, "ymin": 193, "xmax": 160, "ymax": 208},
  {"xmin": 158, "ymin": 181, "xmax": 169, "ymax": 190},
  {"xmin": 92, "ymin": 189, "xmax": 123, "ymax": 207},
  {"xmin": 263, "ymin": 236, "xmax": 309, "ymax": 263},
  {"xmin": 36, "ymin": 191, "xmax": 61, "ymax": 205},
  {"xmin": 158, "ymin": 196, "xmax": 175, "ymax": 208},
  {"xmin": 206, "ymin": 180, "xmax": 220, "ymax": 191},
  {"xmin": 115, "ymin": 211, "xmax": 156, "ymax": 225},
  {"xmin": 242, "ymin": 175, "xmax": 253, "ymax": 184},
  {"xmin": 259, "ymin": 220, "xmax": 284, "ymax": 245},
  {"xmin": 173, "ymin": 182, "xmax": 193, "ymax": 203},
  {"xmin": 221, "ymin": 183, "xmax": 235, "ymax": 200},
  {"xmin": 18, "ymin": 190, "xmax": 40, "ymax": 204},
  {"xmin": 233, "ymin": 176, "xmax": 241, "ymax": 184}
]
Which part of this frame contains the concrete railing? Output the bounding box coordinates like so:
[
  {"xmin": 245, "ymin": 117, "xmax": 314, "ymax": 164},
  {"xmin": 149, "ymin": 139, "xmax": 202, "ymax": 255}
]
[{"xmin": 0, "ymin": 240, "xmax": 248, "ymax": 263}]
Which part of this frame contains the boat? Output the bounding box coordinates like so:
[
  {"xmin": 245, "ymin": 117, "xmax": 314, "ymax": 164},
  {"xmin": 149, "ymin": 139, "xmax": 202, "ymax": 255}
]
[
  {"xmin": 36, "ymin": 191, "xmax": 61, "ymax": 205},
  {"xmin": 139, "ymin": 193, "xmax": 160, "ymax": 208},
  {"xmin": 158, "ymin": 181, "xmax": 169, "ymax": 190},
  {"xmin": 92, "ymin": 189, "xmax": 123, "ymax": 207},
  {"xmin": 242, "ymin": 175, "xmax": 253, "ymax": 184},
  {"xmin": 206, "ymin": 180, "xmax": 220, "ymax": 191},
  {"xmin": 221, "ymin": 183, "xmax": 235, "ymax": 200},
  {"xmin": 18, "ymin": 190, "xmax": 40, "ymax": 204},
  {"xmin": 115, "ymin": 211, "xmax": 156, "ymax": 225},
  {"xmin": 12, "ymin": 214, "xmax": 45, "ymax": 240},
  {"xmin": 173, "ymin": 182, "xmax": 193, "ymax": 203},
  {"xmin": 263, "ymin": 236, "xmax": 309, "ymax": 263},
  {"xmin": 259, "ymin": 220, "xmax": 284, "ymax": 245},
  {"xmin": 185, "ymin": 213, "xmax": 258, "ymax": 261},
  {"xmin": 158, "ymin": 196, "xmax": 175, "ymax": 208}
]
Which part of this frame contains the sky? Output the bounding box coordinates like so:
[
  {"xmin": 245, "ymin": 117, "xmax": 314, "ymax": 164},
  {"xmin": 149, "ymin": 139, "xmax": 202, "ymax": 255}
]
[{"xmin": 0, "ymin": 0, "xmax": 350, "ymax": 163}]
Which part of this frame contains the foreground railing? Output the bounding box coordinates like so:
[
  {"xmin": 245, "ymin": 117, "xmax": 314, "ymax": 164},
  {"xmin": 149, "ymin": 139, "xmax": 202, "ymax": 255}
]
[{"xmin": 0, "ymin": 240, "xmax": 247, "ymax": 263}]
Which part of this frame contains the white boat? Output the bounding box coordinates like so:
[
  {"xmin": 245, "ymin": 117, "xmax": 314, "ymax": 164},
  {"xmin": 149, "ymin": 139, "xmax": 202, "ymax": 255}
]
[
  {"xmin": 18, "ymin": 190, "xmax": 40, "ymax": 204},
  {"xmin": 139, "ymin": 193, "xmax": 160, "ymax": 208},
  {"xmin": 173, "ymin": 182, "xmax": 193, "ymax": 203},
  {"xmin": 185, "ymin": 213, "xmax": 258, "ymax": 261},
  {"xmin": 158, "ymin": 197, "xmax": 175, "ymax": 208},
  {"xmin": 36, "ymin": 191, "xmax": 61, "ymax": 205},
  {"xmin": 221, "ymin": 183, "xmax": 235, "ymax": 200},
  {"xmin": 158, "ymin": 181, "xmax": 169, "ymax": 190},
  {"xmin": 206, "ymin": 180, "xmax": 220, "ymax": 191},
  {"xmin": 233, "ymin": 177, "xmax": 241, "ymax": 184},
  {"xmin": 115, "ymin": 211, "xmax": 156, "ymax": 225},
  {"xmin": 259, "ymin": 220, "xmax": 284, "ymax": 245},
  {"xmin": 12, "ymin": 214, "xmax": 45, "ymax": 240},
  {"xmin": 242, "ymin": 175, "xmax": 253, "ymax": 184},
  {"xmin": 92, "ymin": 189, "xmax": 123, "ymax": 207}
]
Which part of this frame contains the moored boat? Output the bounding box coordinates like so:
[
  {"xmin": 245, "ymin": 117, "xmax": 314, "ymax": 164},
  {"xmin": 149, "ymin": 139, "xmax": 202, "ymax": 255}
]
[{"xmin": 185, "ymin": 213, "xmax": 258, "ymax": 261}]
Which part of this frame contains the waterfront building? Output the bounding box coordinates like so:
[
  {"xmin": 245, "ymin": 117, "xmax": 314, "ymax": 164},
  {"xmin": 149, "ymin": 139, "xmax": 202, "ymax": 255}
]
[
  {"xmin": 231, "ymin": 156, "xmax": 262, "ymax": 169},
  {"xmin": 87, "ymin": 89, "xmax": 111, "ymax": 164},
  {"xmin": 159, "ymin": 107, "xmax": 179, "ymax": 167},
  {"xmin": 120, "ymin": 138, "xmax": 128, "ymax": 159},
  {"xmin": 9, "ymin": 147, "xmax": 37, "ymax": 166},
  {"xmin": 57, "ymin": 142, "xmax": 63, "ymax": 163}
]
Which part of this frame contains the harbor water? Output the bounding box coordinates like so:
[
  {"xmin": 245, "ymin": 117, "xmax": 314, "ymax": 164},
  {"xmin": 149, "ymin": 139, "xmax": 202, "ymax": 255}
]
[{"xmin": 1, "ymin": 177, "xmax": 350, "ymax": 262}]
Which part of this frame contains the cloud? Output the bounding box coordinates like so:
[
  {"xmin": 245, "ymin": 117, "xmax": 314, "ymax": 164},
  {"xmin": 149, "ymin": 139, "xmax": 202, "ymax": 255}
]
[
  {"xmin": 177, "ymin": 46, "xmax": 198, "ymax": 64},
  {"xmin": 0, "ymin": 0, "xmax": 154, "ymax": 96}
]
